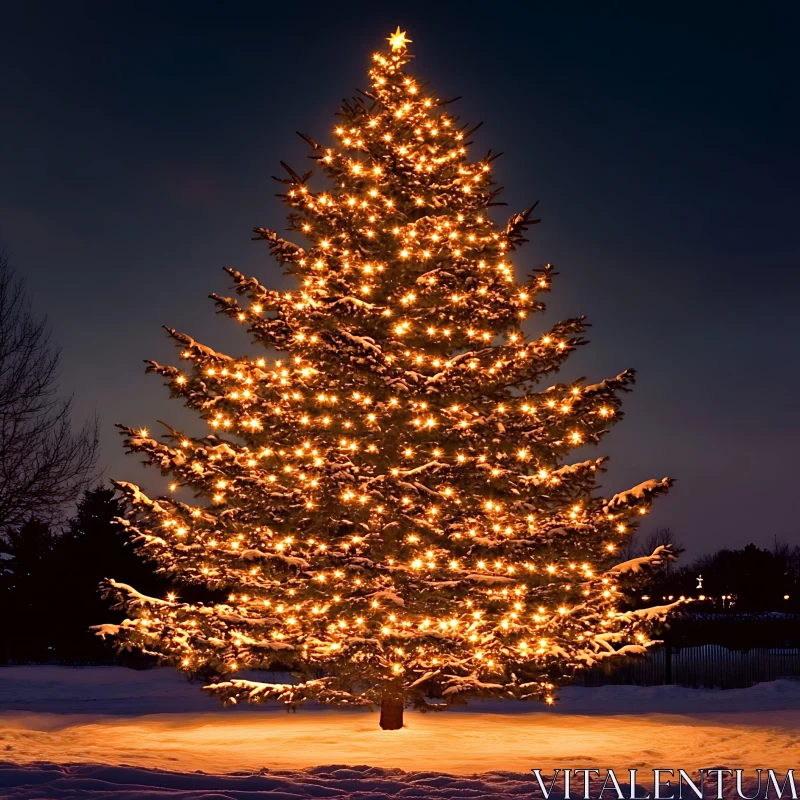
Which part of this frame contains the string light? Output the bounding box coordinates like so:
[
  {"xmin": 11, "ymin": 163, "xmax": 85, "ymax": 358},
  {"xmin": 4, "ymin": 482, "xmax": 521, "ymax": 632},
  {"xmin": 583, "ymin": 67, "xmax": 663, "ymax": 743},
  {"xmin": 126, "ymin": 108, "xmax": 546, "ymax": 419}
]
[{"xmin": 106, "ymin": 27, "xmax": 675, "ymax": 721}]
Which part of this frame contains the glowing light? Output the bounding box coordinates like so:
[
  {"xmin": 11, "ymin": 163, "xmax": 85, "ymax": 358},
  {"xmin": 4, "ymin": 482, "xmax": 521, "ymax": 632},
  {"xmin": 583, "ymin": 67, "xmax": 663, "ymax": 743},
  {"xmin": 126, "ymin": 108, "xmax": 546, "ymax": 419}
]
[
  {"xmin": 108, "ymin": 29, "xmax": 673, "ymax": 719},
  {"xmin": 387, "ymin": 27, "xmax": 411, "ymax": 52}
]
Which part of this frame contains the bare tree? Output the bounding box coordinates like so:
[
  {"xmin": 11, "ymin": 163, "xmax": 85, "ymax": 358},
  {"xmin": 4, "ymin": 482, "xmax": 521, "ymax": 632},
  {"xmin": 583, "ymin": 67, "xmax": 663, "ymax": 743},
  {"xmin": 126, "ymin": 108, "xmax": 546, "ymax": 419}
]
[
  {"xmin": 773, "ymin": 537, "xmax": 800, "ymax": 582},
  {"xmin": 0, "ymin": 251, "xmax": 99, "ymax": 528},
  {"xmin": 620, "ymin": 527, "xmax": 684, "ymax": 567},
  {"xmin": 640, "ymin": 527, "xmax": 684, "ymax": 558}
]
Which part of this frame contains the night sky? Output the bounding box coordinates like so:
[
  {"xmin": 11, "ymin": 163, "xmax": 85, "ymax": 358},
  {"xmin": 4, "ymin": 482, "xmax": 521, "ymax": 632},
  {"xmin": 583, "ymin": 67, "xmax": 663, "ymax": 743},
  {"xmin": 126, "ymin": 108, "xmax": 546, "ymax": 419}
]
[{"xmin": 1, "ymin": 2, "xmax": 797, "ymax": 557}]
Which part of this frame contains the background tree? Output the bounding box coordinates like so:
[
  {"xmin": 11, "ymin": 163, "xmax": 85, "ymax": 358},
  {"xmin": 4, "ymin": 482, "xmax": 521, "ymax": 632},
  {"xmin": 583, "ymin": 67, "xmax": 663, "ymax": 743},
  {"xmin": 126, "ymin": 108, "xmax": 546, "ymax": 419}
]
[
  {"xmin": 99, "ymin": 30, "xmax": 676, "ymax": 730},
  {"xmin": 0, "ymin": 251, "xmax": 99, "ymax": 529},
  {"xmin": 49, "ymin": 486, "xmax": 167, "ymax": 663},
  {"xmin": 0, "ymin": 517, "xmax": 57, "ymax": 661},
  {"xmin": 621, "ymin": 527, "xmax": 684, "ymax": 566},
  {"xmin": 0, "ymin": 485, "xmax": 168, "ymax": 664},
  {"xmin": 651, "ymin": 542, "xmax": 799, "ymax": 613}
]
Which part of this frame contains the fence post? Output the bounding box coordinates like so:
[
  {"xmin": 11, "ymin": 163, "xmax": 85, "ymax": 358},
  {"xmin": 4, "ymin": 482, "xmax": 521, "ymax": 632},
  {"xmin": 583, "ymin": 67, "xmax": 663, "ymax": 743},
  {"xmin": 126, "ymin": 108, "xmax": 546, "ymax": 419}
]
[{"xmin": 665, "ymin": 643, "xmax": 673, "ymax": 685}]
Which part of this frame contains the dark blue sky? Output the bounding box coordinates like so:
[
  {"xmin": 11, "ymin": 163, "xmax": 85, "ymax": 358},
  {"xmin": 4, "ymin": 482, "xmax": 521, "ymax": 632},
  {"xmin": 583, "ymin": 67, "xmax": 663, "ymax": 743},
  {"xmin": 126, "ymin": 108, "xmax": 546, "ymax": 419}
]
[{"xmin": 1, "ymin": 1, "xmax": 797, "ymax": 556}]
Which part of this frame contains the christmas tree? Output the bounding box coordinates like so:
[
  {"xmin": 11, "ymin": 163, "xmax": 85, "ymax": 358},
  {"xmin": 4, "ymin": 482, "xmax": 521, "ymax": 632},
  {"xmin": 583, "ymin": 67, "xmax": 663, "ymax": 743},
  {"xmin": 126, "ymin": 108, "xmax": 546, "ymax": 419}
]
[{"xmin": 98, "ymin": 28, "xmax": 677, "ymax": 730}]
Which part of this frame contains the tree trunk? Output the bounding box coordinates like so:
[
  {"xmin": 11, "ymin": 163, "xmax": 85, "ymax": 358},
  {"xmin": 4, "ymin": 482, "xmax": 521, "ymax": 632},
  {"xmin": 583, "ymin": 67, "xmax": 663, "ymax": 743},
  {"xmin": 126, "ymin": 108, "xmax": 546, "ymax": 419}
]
[{"xmin": 379, "ymin": 694, "xmax": 404, "ymax": 730}]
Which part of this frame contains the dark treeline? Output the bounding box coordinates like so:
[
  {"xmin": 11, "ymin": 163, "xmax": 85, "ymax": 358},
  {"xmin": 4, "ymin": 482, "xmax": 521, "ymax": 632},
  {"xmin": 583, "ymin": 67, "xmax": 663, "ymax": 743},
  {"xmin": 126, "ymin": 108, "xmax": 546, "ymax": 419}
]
[
  {"xmin": 0, "ymin": 485, "xmax": 168, "ymax": 665},
  {"xmin": 0, "ymin": 249, "xmax": 796, "ymax": 663},
  {"xmin": 2, "ymin": 513, "xmax": 798, "ymax": 664},
  {"xmin": 657, "ymin": 545, "xmax": 799, "ymax": 613},
  {"xmin": 624, "ymin": 528, "xmax": 800, "ymax": 613}
]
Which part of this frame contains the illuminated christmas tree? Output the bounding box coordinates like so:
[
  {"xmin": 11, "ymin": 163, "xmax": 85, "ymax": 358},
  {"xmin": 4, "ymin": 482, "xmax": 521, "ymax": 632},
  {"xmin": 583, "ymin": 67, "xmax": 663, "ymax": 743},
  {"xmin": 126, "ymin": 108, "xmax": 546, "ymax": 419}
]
[{"xmin": 97, "ymin": 28, "xmax": 677, "ymax": 730}]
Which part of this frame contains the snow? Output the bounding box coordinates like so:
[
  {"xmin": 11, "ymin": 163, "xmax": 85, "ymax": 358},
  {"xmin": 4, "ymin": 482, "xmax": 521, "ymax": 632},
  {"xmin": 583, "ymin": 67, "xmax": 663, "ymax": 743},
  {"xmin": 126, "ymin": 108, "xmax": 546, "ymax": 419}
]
[
  {"xmin": 608, "ymin": 547, "xmax": 675, "ymax": 575},
  {"xmin": 2, "ymin": 666, "xmax": 800, "ymax": 798},
  {"xmin": 0, "ymin": 763, "xmax": 546, "ymax": 799},
  {"xmin": 603, "ymin": 479, "xmax": 671, "ymax": 512}
]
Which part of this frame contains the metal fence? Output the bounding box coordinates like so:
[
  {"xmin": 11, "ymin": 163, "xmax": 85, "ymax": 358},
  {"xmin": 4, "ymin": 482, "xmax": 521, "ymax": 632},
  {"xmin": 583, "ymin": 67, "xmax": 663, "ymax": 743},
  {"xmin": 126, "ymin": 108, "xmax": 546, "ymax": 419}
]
[{"xmin": 573, "ymin": 645, "xmax": 800, "ymax": 689}]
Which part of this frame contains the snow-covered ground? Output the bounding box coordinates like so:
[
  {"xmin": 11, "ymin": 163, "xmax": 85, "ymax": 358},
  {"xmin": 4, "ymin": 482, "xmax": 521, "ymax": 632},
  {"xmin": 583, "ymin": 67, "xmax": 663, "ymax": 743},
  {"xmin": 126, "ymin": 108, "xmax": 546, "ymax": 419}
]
[{"xmin": 2, "ymin": 666, "xmax": 799, "ymax": 798}]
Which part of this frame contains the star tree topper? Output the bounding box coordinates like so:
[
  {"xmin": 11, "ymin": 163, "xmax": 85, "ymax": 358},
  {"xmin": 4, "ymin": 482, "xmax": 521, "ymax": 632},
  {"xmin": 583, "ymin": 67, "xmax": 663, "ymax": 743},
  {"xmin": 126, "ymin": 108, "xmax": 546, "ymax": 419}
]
[{"xmin": 387, "ymin": 26, "xmax": 412, "ymax": 52}]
